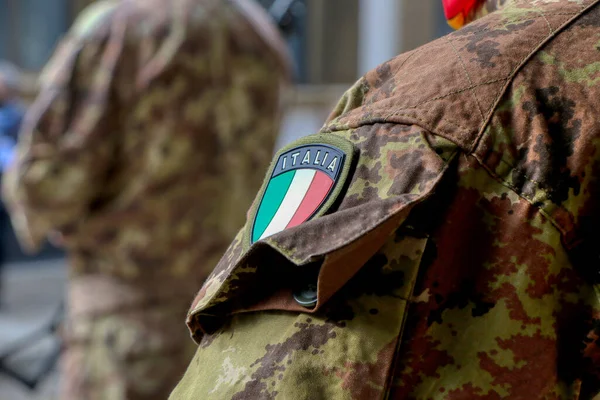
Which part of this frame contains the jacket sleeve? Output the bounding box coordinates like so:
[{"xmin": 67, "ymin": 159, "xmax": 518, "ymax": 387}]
[{"xmin": 2, "ymin": 19, "xmax": 121, "ymax": 252}]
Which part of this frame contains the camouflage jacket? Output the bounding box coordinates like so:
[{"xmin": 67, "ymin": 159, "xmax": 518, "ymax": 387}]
[
  {"xmin": 2, "ymin": 0, "xmax": 289, "ymax": 312},
  {"xmin": 171, "ymin": 1, "xmax": 600, "ymax": 399}
]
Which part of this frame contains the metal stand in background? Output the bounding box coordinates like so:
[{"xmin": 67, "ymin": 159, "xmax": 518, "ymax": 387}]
[{"xmin": 0, "ymin": 301, "xmax": 64, "ymax": 390}]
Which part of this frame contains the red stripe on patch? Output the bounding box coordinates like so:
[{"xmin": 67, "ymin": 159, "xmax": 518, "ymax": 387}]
[{"xmin": 286, "ymin": 171, "xmax": 334, "ymax": 229}]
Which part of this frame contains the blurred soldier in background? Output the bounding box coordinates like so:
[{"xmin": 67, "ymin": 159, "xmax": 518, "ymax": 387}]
[
  {"xmin": 2, "ymin": 0, "xmax": 290, "ymax": 398},
  {"xmin": 170, "ymin": 0, "xmax": 600, "ymax": 398}
]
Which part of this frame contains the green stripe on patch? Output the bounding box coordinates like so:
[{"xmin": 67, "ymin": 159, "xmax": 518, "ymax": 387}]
[
  {"xmin": 252, "ymin": 170, "xmax": 296, "ymax": 242},
  {"xmin": 245, "ymin": 133, "xmax": 356, "ymax": 250}
]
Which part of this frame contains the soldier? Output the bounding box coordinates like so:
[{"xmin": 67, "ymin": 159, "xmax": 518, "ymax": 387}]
[
  {"xmin": 2, "ymin": 0, "xmax": 290, "ymax": 398},
  {"xmin": 170, "ymin": 0, "xmax": 600, "ymax": 398}
]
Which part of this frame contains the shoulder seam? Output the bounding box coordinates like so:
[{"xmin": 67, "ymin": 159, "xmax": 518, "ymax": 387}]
[
  {"xmin": 470, "ymin": 152, "xmax": 573, "ymax": 245},
  {"xmin": 469, "ymin": 0, "xmax": 600, "ymax": 154}
]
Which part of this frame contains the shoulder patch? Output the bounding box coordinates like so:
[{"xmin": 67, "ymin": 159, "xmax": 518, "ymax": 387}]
[{"xmin": 246, "ymin": 134, "xmax": 355, "ymax": 247}]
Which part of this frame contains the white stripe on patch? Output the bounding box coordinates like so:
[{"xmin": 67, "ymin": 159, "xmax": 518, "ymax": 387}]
[{"xmin": 260, "ymin": 169, "xmax": 316, "ymax": 240}]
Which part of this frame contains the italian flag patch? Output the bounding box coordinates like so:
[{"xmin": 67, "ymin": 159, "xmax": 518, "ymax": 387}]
[{"xmin": 246, "ymin": 134, "xmax": 355, "ymax": 247}]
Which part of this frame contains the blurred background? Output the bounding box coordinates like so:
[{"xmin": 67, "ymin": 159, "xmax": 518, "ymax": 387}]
[{"xmin": 0, "ymin": 0, "xmax": 452, "ymax": 398}]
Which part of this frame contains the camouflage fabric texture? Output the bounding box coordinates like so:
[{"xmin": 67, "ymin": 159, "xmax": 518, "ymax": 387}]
[
  {"xmin": 1, "ymin": 0, "xmax": 289, "ymax": 399},
  {"xmin": 170, "ymin": 0, "xmax": 600, "ymax": 399}
]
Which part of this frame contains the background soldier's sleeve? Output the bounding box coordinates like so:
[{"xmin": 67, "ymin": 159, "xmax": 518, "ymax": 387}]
[{"xmin": 2, "ymin": 3, "xmax": 120, "ymax": 252}]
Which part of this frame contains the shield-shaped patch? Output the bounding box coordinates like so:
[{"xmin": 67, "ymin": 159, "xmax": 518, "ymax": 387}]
[{"xmin": 246, "ymin": 134, "xmax": 355, "ymax": 247}]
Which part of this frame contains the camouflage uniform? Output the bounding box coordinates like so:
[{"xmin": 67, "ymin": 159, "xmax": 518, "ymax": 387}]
[
  {"xmin": 2, "ymin": 0, "xmax": 289, "ymax": 399},
  {"xmin": 171, "ymin": 0, "xmax": 600, "ymax": 399}
]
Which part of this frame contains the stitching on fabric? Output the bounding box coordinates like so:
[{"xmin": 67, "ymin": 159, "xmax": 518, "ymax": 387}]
[
  {"xmin": 473, "ymin": 54, "xmax": 540, "ymax": 149},
  {"xmin": 470, "ymin": 1, "xmax": 600, "ymax": 153},
  {"xmin": 470, "ymin": 152, "xmax": 570, "ymax": 239},
  {"xmin": 445, "ymin": 35, "xmax": 486, "ymax": 123},
  {"xmin": 497, "ymin": 156, "xmax": 546, "ymax": 187},
  {"xmin": 457, "ymin": 12, "xmax": 576, "ymax": 36},
  {"xmin": 532, "ymin": 5, "xmax": 556, "ymax": 34},
  {"xmin": 377, "ymin": 113, "xmax": 471, "ymax": 136},
  {"xmin": 392, "ymin": 45, "xmax": 425, "ymax": 77},
  {"xmin": 323, "ymin": 113, "xmax": 471, "ymax": 142},
  {"xmin": 384, "ymin": 113, "xmax": 473, "ymax": 139},
  {"xmin": 350, "ymin": 77, "xmax": 511, "ymax": 142},
  {"xmin": 397, "ymin": 77, "xmax": 510, "ymax": 111}
]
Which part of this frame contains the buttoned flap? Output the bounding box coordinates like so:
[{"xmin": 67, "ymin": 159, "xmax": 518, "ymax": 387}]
[
  {"xmin": 171, "ymin": 231, "xmax": 430, "ymax": 400},
  {"xmin": 186, "ymin": 126, "xmax": 457, "ymax": 340}
]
